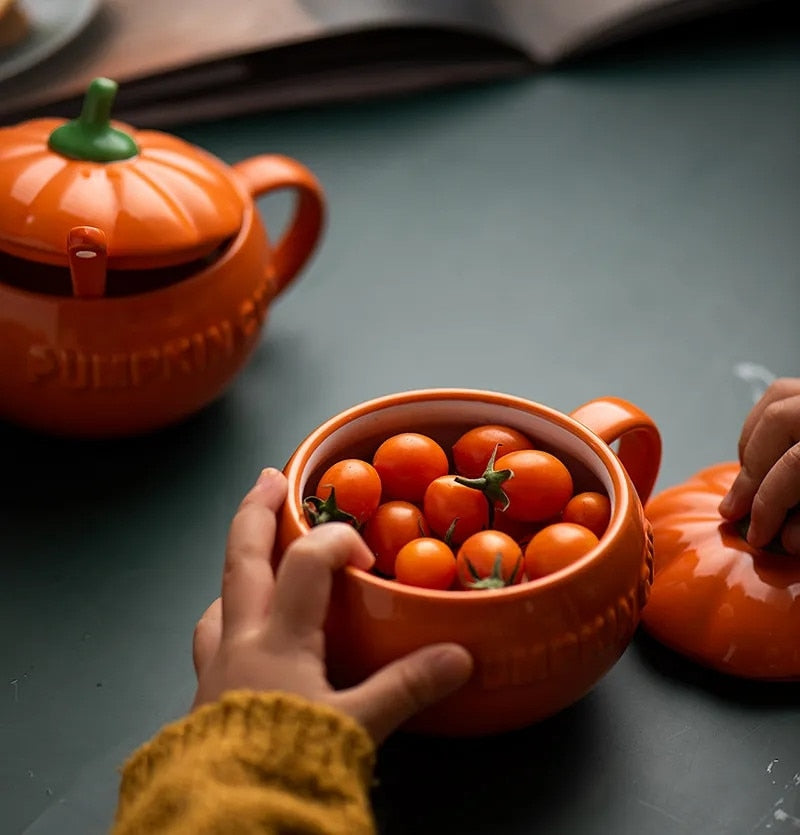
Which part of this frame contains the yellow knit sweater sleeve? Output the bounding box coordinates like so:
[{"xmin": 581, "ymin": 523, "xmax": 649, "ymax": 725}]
[{"xmin": 111, "ymin": 691, "xmax": 377, "ymax": 834}]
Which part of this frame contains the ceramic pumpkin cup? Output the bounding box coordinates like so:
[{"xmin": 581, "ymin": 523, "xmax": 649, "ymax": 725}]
[
  {"xmin": 277, "ymin": 389, "xmax": 662, "ymax": 736},
  {"xmin": 0, "ymin": 78, "xmax": 325, "ymax": 437},
  {"xmin": 641, "ymin": 462, "xmax": 800, "ymax": 681}
]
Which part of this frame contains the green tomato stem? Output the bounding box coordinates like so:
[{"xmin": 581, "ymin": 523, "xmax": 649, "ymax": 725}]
[
  {"xmin": 303, "ymin": 488, "xmax": 359, "ymax": 529},
  {"xmin": 454, "ymin": 444, "xmax": 513, "ymax": 523},
  {"xmin": 464, "ymin": 553, "xmax": 522, "ymax": 590}
]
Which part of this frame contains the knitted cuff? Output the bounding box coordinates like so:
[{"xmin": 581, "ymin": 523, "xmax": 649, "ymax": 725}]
[{"xmin": 116, "ymin": 690, "xmax": 376, "ymax": 815}]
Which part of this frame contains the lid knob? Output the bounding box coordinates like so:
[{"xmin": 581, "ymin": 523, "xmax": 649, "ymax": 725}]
[{"xmin": 48, "ymin": 78, "xmax": 138, "ymax": 162}]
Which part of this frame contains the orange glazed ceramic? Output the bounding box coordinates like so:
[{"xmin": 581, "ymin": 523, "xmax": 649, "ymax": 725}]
[
  {"xmin": 277, "ymin": 389, "xmax": 662, "ymax": 736},
  {"xmin": 0, "ymin": 78, "xmax": 325, "ymax": 437},
  {"xmin": 642, "ymin": 462, "xmax": 800, "ymax": 680}
]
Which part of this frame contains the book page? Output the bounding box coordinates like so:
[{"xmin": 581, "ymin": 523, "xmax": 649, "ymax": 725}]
[
  {"xmin": 0, "ymin": 0, "xmax": 746, "ymax": 126},
  {"xmin": 491, "ymin": 0, "xmax": 747, "ymax": 62},
  {"xmin": 0, "ymin": 0, "xmax": 322, "ymax": 118},
  {"xmin": 297, "ymin": 0, "xmax": 748, "ymax": 63},
  {"xmin": 0, "ymin": 0, "xmax": 532, "ymax": 124}
]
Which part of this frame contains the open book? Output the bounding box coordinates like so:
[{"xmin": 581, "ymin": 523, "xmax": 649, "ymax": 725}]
[{"xmin": 0, "ymin": 0, "xmax": 762, "ymax": 127}]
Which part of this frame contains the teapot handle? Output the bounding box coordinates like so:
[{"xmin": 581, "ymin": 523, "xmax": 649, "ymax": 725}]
[
  {"xmin": 232, "ymin": 154, "xmax": 325, "ymax": 296},
  {"xmin": 569, "ymin": 397, "xmax": 662, "ymax": 505}
]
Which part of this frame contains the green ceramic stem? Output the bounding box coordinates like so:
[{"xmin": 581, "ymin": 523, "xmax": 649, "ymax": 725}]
[{"xmin": 48, "ymin": 78, "xmax": 138, "ymax": 162}]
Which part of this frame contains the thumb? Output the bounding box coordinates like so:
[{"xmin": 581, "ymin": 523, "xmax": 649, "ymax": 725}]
[
  {"xmin": 192, "ymin": 598, "xmax": 222, "ymax": 676},
  {"xmin": 341, "ymin": 643, "xmax": 473, "ymax": 744}
]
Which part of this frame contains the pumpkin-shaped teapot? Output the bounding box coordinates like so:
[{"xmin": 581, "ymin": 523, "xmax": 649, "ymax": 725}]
[{"xmin": 0, "ymin": 78, "xmax": 325, "ymax": 437}]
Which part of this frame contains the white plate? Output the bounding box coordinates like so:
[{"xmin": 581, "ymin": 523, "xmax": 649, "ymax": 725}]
[{"xmin": 0, "ymin": 0, "xmax": 100, "ymax": 85}]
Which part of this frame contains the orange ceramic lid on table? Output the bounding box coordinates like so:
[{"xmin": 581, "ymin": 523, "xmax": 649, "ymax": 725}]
[
  {"xmin": 641, "ymin": 461, "xmax": 800, "ymax": 680},
  {"xmin": 0, "ymin": 77, "xmax": 245, "ymax": 272}
]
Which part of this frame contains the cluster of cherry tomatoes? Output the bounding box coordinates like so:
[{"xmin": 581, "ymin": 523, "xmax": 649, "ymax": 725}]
[{"xmin": 303, "ymin": 424, "xmax": 611, "ymax": 591}]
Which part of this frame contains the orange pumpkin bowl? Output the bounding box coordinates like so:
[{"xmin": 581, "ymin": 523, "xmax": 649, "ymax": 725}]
[
  {"xmin": 276, "ymin": 388, "xmax": 662, "ymax": 736},
  {"xmin": 0, "ymin": 78, "xmax": 325, "ymax": 437},
  {"xmin": 641, "ymin": 462, "xmax": 800, "ymax": 681}
]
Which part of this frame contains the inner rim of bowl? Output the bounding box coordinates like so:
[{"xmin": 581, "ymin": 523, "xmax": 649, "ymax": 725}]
[
  {"xmin": 303, "ymin": 399, "xmax": 614, "ymax": 497},
  {"xmin": 296, "ymin": 394, "xmax": 628, "ymax": 597}
]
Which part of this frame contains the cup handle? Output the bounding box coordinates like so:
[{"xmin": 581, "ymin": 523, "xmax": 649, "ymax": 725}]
[
  {"xmin": 232, "ymin": 154, "xmax": 325, "ymax": 297},
  {"xmin": 569, "ymin": 397, "xmax": 662, "ymax": 505}
]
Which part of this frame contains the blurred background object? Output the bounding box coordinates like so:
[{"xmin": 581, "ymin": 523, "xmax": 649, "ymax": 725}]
[
  {"xmin": 0, "ymin": 0, "xmax": 29, "ymax": 50},
  {"xmin": 0, "ymin": 0, "xmax": 780, "ymax": 127}
]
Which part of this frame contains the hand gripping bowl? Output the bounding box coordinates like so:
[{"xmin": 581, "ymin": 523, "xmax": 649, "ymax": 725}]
[
  {"xmin": 0, "ymin": 78, "xmax": 325, "ymax": 437},
  {"xmin": 276, "ymin": 389, "xmax": 662, "ymax": 736}
]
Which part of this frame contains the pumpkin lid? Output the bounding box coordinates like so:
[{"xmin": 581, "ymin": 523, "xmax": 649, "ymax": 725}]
[
  {"xmin": 0, "ymin": 78, "xmax": 244, "ymax": 270},
  {"xmin": 640, "ymin": 461, "xmax": 800, "ymax": 681}
]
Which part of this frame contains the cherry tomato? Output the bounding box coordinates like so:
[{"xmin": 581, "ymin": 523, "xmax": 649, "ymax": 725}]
[
  {"xmin": 494, "ymin": 449, "xmax": 573, "ymax": 522},
  {"xmin": 562, "ymin": 491, "xmax": 611, "ymax": 538},
  {"xmin": 524, "ymin": 522, "xmax": 599, "ymax": 579},
  {"xmin": 372, "ymin": 433, "xmax": 449, "ymax": 502},
  {"xmin": 456, "ymin": 530, "xmax": 524, "ymax": 589},
  {"xmin": 310, "ymin": 458, "xmax": 382, "ymax": 525},
  {"xmin": 362, "ymin": 500, "xmax": 430, "ymax": 577},
  {"xmin": 423, "ymin": 475, "xmax": 490, "ymax": 544},
  {"xmin": 452, "ymin": 424, "xmax": 534, "ymax": 478},
  {"xmin": 394, "ymin": 537, "xmax": 457, "ymax": 590}
]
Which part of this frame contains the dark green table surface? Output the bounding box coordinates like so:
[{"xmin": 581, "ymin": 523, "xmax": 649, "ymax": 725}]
[{"xmin": 2, "ymin": 11, "xmax": 799, "ymax": 835}]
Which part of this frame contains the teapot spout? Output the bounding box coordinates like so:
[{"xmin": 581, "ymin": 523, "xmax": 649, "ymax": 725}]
[{"xmin": 68, "ymin": 226, "xmax": 107, "ymax": 297}]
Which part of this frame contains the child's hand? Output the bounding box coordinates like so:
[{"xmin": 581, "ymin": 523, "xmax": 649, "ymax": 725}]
[
  {"xmin": 191, "ymin": 468, "xmax": 473, "ymax": 744},
  {"xmin": 719, "ymin": 378, "xmax": 800, "ymax": 554}
]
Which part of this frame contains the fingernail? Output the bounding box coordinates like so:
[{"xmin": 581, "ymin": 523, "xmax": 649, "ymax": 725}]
[
  {"xmin": 429, "ymin": 644, "xmax": 473, "ymax": 688},
  {"xmin": 304, "ymin": 521, "xmax": 376, "ymax": 570},
  {"xmin": 746, "ymin": 519, "xmax": 766, "ymax": 548},
  {"xmin": 256, "ymin": 467, "xmax": 281, "ymax": 487},
  {"xmin": 353, "ymin": 545, "xmax": 376, "ymax": 571},
  {"xmin": 718, "ymin": 492, "xmax": 734, "ymax": 516}
]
